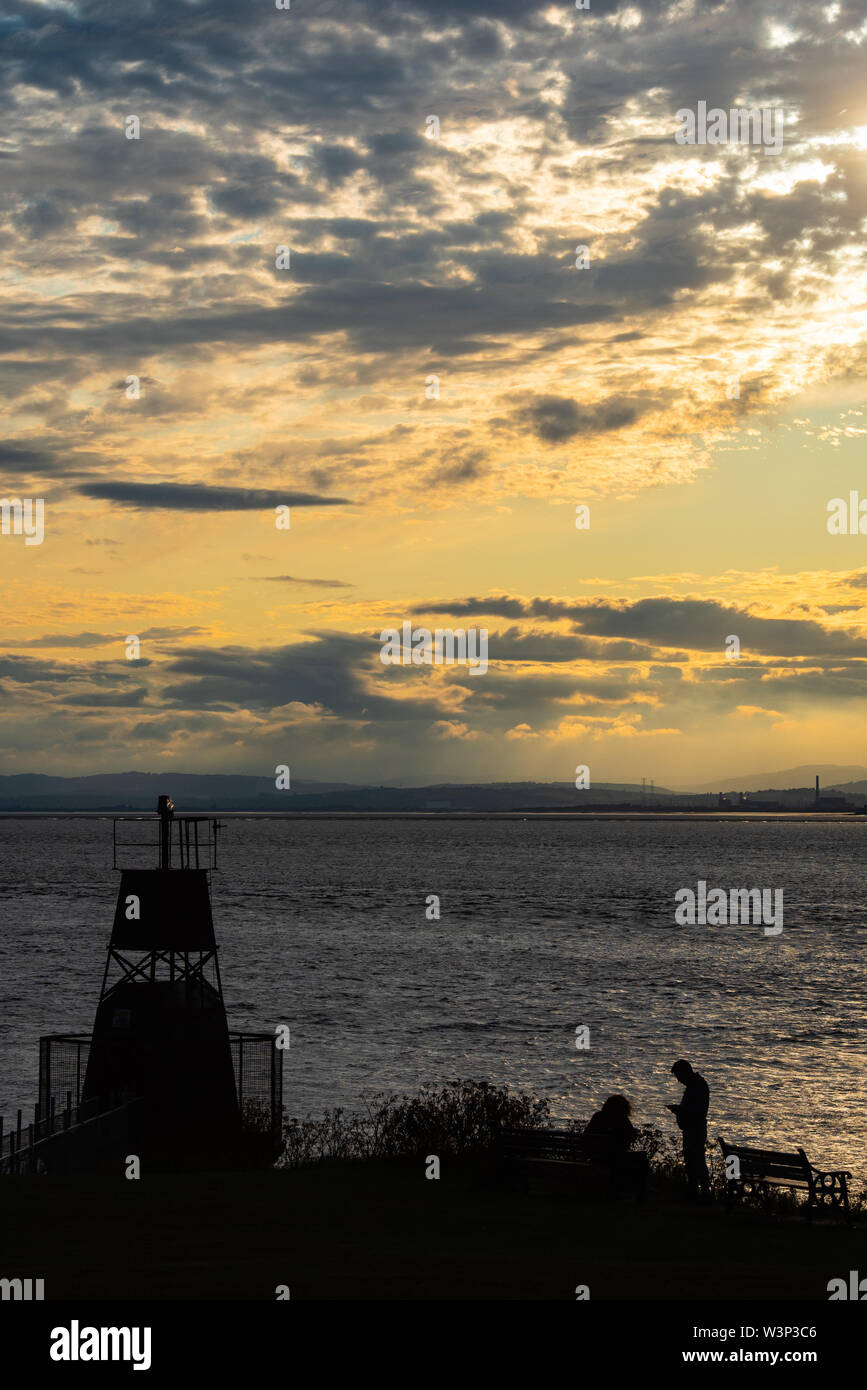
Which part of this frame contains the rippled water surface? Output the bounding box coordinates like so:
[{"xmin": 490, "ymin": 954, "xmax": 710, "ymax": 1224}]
[{"xmin": 1, "ymin": 817, "xmax": 864, "ymax": 1180}]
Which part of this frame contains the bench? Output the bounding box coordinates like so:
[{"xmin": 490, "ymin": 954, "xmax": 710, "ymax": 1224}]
[
  {"xmin": 497, "ymin": 1127, "xmax": 645, "ymax": 1198},
  {"xmin": 718, "ymin": 1137, "xmax": 852, "ymax": 1223}
]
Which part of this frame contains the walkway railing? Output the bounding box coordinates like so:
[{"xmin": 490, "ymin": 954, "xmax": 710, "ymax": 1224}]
[{"xmin": 0, "ymin": 1092, "xmax": 139, "ymax": 1175}]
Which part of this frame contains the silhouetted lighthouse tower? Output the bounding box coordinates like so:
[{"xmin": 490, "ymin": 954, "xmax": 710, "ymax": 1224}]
[{"xmin": 82, "ymin": 796, "xmax": 241, "ymax": 1165}]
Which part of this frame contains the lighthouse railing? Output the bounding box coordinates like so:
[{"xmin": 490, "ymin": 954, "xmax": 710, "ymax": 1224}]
[
  {"xmin": 34, "ymin": 1029, "xmax": 283, "ymax": 1159},
  {"xmin": 39, "ymin": 1033, "xmax": 91, "ymax": 1115},
  {"xmin": 111, "ymin": 813, "xmax": 223, "ymax": 870},
  {"xmin": 229, "ymin": 1031, "xmax": 283, "ymax": 1154}
]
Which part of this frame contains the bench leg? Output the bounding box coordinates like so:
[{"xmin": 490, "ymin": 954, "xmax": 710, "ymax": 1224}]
[{"xmin": 807, "ymin": 1174, "xmax": 852, "ymax": 1225}]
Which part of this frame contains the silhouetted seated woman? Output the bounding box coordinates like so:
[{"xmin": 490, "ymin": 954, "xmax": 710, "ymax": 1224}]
[{"xmin": 583, "ymin": 1095, "xmax": 650, "ymax": 1201}]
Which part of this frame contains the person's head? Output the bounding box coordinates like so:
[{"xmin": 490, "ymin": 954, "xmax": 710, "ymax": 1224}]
[
  {"xmin": 600, "ymin": 1094, "xmax": 632, "ymax": 1120},
  {"xmin": 671, "ymin": 1059, "xmax": 694, "ymax": 1084}
]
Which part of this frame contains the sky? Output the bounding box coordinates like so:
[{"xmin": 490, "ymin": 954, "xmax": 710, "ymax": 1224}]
[{"xmin": 2, "ymin": 0, "xmax": 867, "ymax": 787}]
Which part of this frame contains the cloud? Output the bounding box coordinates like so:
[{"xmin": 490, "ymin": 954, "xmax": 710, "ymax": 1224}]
[
  {"xmin": 1, "ymin": 0, "xmax": 864, "ymax": 516},
  {"xmin": 159, "ymin": 633, "xmax": 448, "ymax": 722},
  {"xmin": 75, "ymin": 482, "xmax": 354, "ymax": 511},
  {"xmin": 61, "ymin": 688, "xmax": 148, "ymax": 707},
  {"xmin": 3, "ymin": 0, "xmax": 867, "ymax": 784},
  {"xmin": 6, "ymin": 631, "xmax": 116, "ymax": 649},
  {"xmin": 430, "ymin": 719, "xmax": 479, "ymax": 740},
  {"xmin": 477, "ymin": 626, "xmax": 665, "ymax": 663},
  {"xmin": 518, "ymin": 394, "xmax": 650, "ymax": 442},
  {"xmin": 253, "ymin": 575, "xmax": 355, "ymax": 589},
  {"xmin": 0, "ymin": 441, "xmax": 58, "ymax": 469},
  {"xmin": 4, "ymin": 625, "xmax": 206, "ymax": 649},
  {"xmin": 427, "ymin": 594, "xmax": 867, "ymax": 659}
]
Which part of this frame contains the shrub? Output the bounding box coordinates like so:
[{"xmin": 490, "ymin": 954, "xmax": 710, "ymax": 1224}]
[{"xmin": 280, "ymin": 1079, "xmax": 550, "ymax": 1168}]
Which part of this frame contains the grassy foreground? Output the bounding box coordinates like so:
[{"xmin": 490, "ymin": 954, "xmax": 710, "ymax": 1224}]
[{"xmin": 2, "ymin": 1159, "xmax": 863, "ymax": 1300}]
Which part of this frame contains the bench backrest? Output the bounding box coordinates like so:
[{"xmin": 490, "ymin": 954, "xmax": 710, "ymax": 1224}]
[
  {"xmin": 718, "ymin": 1137, "xmax": 810, "ymax": 1183},
  {"xmin": 499, "ymin": 1128, "xmax": 613, "ymax": 1162}
]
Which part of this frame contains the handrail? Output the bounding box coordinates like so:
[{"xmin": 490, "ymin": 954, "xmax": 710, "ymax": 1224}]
[
  {"xmin": 0, "ymin": 1093, "xmax": 140, "ymax": 1175},
  {"xmin": 111, "ymin": 814, "xmax": 223, "ymax": 870}
]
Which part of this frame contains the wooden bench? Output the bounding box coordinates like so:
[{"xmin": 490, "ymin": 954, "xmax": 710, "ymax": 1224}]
[
  {"xmin": 718, "ymin": 1137, "xmax": 852, "ymax": 1223},
  {"xmin": 497, "ymin": 1127, "xmax": 644, "ymax": 1198}
]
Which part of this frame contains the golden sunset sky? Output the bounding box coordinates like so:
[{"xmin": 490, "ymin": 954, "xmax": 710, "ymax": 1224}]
[{"xmin": 3, "ymin": 0, "xmax": 867, "ymax": 786}]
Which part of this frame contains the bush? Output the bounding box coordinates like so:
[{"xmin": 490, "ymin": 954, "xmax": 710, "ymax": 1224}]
[
  {"xmin": 237, "ymin": 1097, "xmax": 280, "ymax": 1167},
  {"xmin": 280, "ymin": 1079, "xmax": 550, "ymax": 1168}
]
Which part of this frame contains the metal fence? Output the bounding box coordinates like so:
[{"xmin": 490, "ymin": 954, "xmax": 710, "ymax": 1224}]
[
  {"xmin": 230, "ymin": 1031, "xmax": 283, "ymax": 1149},
  {"xmin": 112, "ymin": 814, "xmax": 222, "ymax": 870},
  {"xmin": 36, "ymin": 1030, "xmax": 283, "ymax": 1149},
  {"xmin": 38, "ymin": 1034, "xmax": 91, "ymax": 1115},
  {"xmin": 0, "ymin": 1093, "xmax": 137, "ymax": 1175}
]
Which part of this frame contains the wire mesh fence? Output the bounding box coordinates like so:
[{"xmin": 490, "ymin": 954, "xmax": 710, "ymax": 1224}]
[
  {"xmin": 231, "ymin": 1032, "xmax": 283, "ymax": 1148},
  {"xmin": 38, "ymin": 1034, "xmax": 91, "ymax": 1114},
  {"xmin": 32, "ymin": 1030, "xmax": 283, "ymax": 1154}
]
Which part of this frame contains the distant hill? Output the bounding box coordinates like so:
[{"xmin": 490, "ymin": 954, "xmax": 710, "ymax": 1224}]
[
  {"xmin": 821, "ymin": 779, "xmax": 867, "ymax": 796},
  {"xmin": 0, "ymin": 772, "xmax": 681, "ymax": 813},
  {"xmin": 3, "ymin": 771, "xmax": 861, "ymax": 813},
  {"xmin": 0, "ymin": 771, "xmax": 358, "ymax": 811},
  {"xmin": 685, "ymin": 764, "xmax": 867, "ymax": 794}
]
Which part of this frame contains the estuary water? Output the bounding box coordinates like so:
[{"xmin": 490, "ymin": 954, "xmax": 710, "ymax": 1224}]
[{"xmin": 0, "ymin": 816, "xmax": 864, "ymax": 1181}]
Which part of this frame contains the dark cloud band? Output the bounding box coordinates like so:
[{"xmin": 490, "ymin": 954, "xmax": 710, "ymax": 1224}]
[{"xmin": 75, "ymin": 482, "xmax": 353, "ymax": 511}]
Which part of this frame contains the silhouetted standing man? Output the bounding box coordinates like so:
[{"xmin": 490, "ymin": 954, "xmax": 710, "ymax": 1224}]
[{"xmin": 667, "ymin": 1059, "xmax": 710, "ymax": 1199}]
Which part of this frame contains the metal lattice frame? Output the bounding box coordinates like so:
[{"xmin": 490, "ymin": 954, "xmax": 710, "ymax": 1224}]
[{"xmin": 98, "ymin": 944, "xmax": 223, "ymax": 1001}]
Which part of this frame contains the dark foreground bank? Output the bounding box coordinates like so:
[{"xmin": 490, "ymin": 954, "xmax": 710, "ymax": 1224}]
[{"xmin": 2, "ymin": 1159, "xmax": 864, "ymax": 1301}]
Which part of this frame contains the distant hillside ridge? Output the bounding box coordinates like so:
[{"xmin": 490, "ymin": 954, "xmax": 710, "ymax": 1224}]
[
  {"xmin": 0, "ymin": 772, "xmax": 681, "ymax": 812},
  {"xmin": 684, "ymin": 764, "xmax": 867, "ymax": 794}
]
